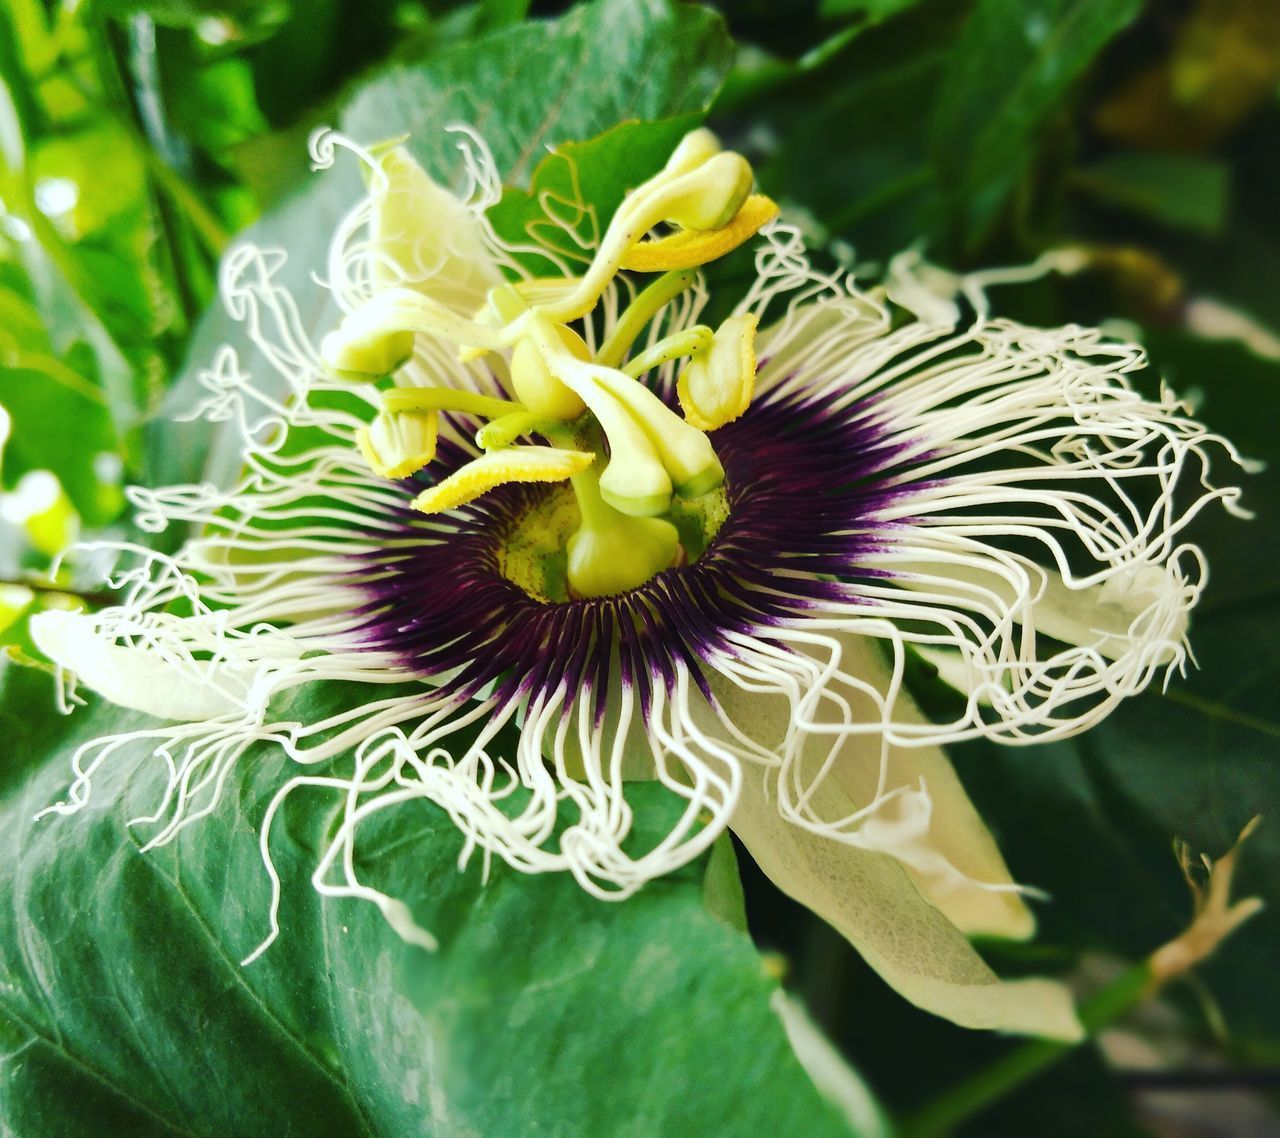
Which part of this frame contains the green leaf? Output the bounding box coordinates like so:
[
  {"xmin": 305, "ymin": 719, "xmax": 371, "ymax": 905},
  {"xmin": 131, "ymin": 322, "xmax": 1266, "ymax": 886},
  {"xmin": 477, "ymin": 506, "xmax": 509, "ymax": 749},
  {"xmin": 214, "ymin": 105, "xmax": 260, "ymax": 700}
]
[
  {"xmin": 930, "ymin": 0, "xmax": 1142, "ymax": 247},
  {"xmin": 1084, "ymin": 604, "xmax": 1280, "ymax": 1057},
  {"xmin": 486, "ymin": 114, "xmax": 703, "ymax": 277},
  {"xmin": 752, "ymin": 6, "xmax": 959, "ymax": 258},
  {"xmin": 341, "ymin": 0, "xmax": 731, "ymax": 189},
  {"xmin": 149, "ymin": 0, "xmax": 733, "ymax": 495},
  {"xmin": 1074, "ymin": 152, "xmax": 1231, "ymax": 235},
  {"xmin": 0, "ymin": 284, "xmax": 122, "ymax": 524},
  {"xmin": 91, "ymin": 0, "xmax": 291, "ymax": 34},
  {"xmin": 0, "ymin": 659, "xmax": 864, "ymax": 1135},
  {"xmin": 819, "ymin": 0, "xmax": 925, "ymax": 21}
]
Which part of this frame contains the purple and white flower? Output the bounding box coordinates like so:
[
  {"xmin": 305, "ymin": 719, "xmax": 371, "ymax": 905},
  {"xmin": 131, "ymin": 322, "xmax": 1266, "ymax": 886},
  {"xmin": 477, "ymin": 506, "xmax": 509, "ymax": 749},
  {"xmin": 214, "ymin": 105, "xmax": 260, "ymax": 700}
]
[{"xmin": 32, "ymin": 127, "xmax": 1246, "ymax": 1039}]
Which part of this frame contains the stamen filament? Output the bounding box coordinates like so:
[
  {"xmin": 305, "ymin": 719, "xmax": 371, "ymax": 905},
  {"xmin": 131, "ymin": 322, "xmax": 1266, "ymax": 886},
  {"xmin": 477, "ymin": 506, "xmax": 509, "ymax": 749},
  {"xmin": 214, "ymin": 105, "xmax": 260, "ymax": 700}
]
[
  {"xmin": 476, "ymin": 411, "xmax": 564, "ymax": 451},
  {"xmin": 596, "ymin": 269, "xmax": 699, "ymax": 368},
  {"xmin": 621, "ymin": 326, "xmax": 714, "ymax": 379},
  {"xmin": 382, "ymin": 386, "xmax": 523, "ymax": 419}
]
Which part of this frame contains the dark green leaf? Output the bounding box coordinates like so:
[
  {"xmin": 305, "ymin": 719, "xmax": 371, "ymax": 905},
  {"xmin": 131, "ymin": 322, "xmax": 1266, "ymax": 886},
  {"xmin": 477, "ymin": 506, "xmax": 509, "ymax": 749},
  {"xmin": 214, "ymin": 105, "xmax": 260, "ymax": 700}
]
[
  {"xmin": 0, "ymin": 658, "xmax": 863, "ymax": 1135},
  {"xmin": 951, "ymin": 331, "xmax": 1280, "ymax": 1057},
  {"xmin": 1074, "ymin": 152, "xmax": 1230, "ymax": 235},
  {"xmin": 341, "ymin": 0, "xmax": 732, "ymax": 189},
  {"xmin": 930, "ymin": 0, "xmax": 1142, "ymax": 247},
  {"xmin": 92, "ymin": 0, "xmax": 291, "ymax": 34},
  {"xmin": 819, "ymin": 0, "xmax": 925, "ymax": 21}
]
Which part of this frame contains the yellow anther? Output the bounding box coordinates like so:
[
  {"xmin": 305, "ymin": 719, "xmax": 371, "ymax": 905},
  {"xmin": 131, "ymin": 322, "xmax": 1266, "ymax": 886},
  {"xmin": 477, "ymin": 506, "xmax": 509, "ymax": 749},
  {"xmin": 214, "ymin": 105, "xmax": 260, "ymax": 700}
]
[
  {"xmin": 411, "ymin": 446, "xmax": 594, "ymax": 514},
  {"xmin": 593, "ymin": 371, "xmax": 724, "ymax": 499},
  {"xmin": 677, "ymin": 313, "xmax": 759, "ymax": 431},
  {"xmin": 621, "ymin": 195, "xmax": 780, "ymax": 273},
  {"xmin": 510, "ymin": 326, "xmax": 590, "ymax": 420},
  {"xmin": 357, "ymin": 409, "xmax": 439, "ymax": 479}
]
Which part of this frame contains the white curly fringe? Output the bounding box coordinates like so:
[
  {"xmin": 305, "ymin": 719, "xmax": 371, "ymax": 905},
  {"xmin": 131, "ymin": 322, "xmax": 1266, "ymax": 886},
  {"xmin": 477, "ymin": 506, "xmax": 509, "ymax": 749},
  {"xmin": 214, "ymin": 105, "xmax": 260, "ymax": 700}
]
[{"xmin": 32, "ymin": 129, "xmax": 1245, "ymax": 965}]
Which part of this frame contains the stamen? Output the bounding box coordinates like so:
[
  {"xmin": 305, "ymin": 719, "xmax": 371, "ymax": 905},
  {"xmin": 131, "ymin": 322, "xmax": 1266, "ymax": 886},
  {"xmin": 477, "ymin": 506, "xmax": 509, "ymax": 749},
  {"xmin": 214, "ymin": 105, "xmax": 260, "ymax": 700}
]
[
  {"xmin": 321, "ymin": 288, "xmax": 510, "ymax": 379},
  {"xmin": 596, "ymin": 269, "xmax": 699, "ymax": 368},
  {"xmin": 357, "ymin": 409, "xmax": 438, "ymax": 479},
  {"xmin": 592, "ymin": 369, "xmax": 724, "ymax": 499},
  {"xmin": 536, "ymin": 146, "xmax": 760, "ymax": 323},
  {"xmin": 411, "ymin": 445, "xmax": 594, "ymax": 514},
  {"xmin": 621, "ymin": 326, "xmax": 714, "ymax": 379},
  {"xmin": 676, "ymin": 313, "xmax": 759, "ymax": 431},
  {"xmin": 523, "ymin": 315, "xmax": 675, "ymax": 516},
  {"xmin": 476, "ymin": 411, "xmax": 565, "ymax": 451},
  {"xmin": 621, "ymin": 195, "xmax": 780, "ymax": 273}
]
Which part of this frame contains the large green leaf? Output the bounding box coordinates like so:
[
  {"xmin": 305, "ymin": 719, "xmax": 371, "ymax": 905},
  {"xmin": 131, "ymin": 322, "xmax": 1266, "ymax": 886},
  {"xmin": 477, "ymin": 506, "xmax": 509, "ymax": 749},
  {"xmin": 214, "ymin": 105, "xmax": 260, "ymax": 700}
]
[
  {"xmin": 0, "ymin": 658, "xmax": 861, "ymax": 1135},
  {"xmin": 929, "ymin": 0, "xmax": 1142, "ymax": 247},
  {"xmin": 750, "ymin": 4, "xmax": 959, "ymax": 259},
  {"xmin": 342, "ymin": 0, "xmax": 730, "ymax": 189},
  {"xmin": 147, "ymin": 0, "xmax": 733, "ymax": 494}
]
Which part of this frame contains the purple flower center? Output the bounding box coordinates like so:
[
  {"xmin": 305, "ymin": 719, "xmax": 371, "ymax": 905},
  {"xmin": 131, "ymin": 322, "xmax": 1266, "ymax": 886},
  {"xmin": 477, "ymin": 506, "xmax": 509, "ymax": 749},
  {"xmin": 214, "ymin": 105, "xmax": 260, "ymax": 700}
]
[{"xmin": 351, "ymin": 385, "xmax": 915, "ymax": 716}]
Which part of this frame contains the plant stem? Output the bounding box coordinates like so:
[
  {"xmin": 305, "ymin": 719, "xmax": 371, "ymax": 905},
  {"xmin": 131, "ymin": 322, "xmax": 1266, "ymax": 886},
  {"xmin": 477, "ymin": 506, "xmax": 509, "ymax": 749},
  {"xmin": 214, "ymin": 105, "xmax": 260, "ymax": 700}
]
[
  {"xmin": 0, "ymin": 577, "xmax": 119, "ymax": 609},
  {"xmin": 898, "ymin": 962, "xmax": 1152, "ymax": 1138}
]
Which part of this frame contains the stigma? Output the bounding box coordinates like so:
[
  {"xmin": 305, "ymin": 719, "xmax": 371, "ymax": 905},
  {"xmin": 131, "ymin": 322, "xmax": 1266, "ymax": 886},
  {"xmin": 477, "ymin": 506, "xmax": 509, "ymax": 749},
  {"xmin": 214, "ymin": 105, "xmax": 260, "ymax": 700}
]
[{"xmin": 319, "ymin": 129, "xmax": 776, "ymax": 599}]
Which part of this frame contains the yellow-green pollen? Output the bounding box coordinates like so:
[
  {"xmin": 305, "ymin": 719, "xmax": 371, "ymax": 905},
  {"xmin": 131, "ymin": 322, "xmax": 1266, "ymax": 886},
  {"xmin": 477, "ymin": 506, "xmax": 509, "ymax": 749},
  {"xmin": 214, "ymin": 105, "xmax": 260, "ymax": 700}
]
[{"xmin": 321, "ymin": 128, "xmax": 775, "ymax": 600}]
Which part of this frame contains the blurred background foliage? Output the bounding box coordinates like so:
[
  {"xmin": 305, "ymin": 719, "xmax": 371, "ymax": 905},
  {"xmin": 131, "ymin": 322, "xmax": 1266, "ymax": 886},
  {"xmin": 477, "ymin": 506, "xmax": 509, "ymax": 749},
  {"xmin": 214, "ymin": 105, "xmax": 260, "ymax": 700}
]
[{"xmin": 1, "ymin": 0, "xmax": 1278, "ymax": 1134}]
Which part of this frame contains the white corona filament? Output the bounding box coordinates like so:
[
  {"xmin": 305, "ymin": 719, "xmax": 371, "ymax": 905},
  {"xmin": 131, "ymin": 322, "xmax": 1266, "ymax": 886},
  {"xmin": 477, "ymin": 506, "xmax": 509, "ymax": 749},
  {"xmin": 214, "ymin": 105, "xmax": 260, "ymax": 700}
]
[{"xmin": 32, "ymin": 130, "xmax": 1246, "ymax": 968}]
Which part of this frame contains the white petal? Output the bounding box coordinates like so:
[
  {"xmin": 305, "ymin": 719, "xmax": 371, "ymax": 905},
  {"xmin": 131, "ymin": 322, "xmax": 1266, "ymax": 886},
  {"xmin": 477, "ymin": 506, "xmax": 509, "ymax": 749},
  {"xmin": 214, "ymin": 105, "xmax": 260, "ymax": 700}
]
[
  {"xmin": 716, "ymin": 633, "xmax": 1034, "ymax": 940},
  {"xmin": 731, "ymin": 764, "xmax": 1081, "ymax": 1039},
  {"xmin": 896, "ymin": 555, "xmax": 1190, "ymax": 665},
  {"xmin": 773, "ymin": 993, "xmax": 892, "ymax": 1138},
  {"xmin": 31, "ymin": 609, "xmax": 246, "ymax": 722},
  {"xmin": 370, "ymin": 147, "xmax": 503, "ymax": 317}
]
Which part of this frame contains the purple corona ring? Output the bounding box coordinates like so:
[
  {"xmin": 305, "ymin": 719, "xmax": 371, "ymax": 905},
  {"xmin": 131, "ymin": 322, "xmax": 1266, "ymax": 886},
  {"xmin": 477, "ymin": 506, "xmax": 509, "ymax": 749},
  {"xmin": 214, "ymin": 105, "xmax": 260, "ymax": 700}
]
[
  {"xmin": 355, "ymin": 390, "xmax": 904, "ymax": 707},
  {"xmin": 31, "ymin": 127, "xmax": 1246, "ymax": 1039}
]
